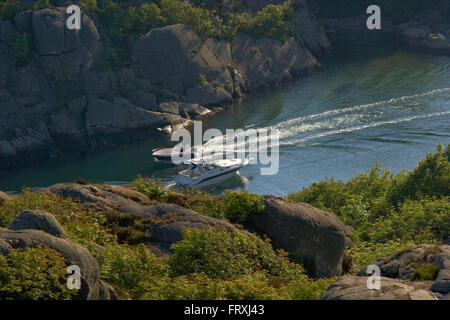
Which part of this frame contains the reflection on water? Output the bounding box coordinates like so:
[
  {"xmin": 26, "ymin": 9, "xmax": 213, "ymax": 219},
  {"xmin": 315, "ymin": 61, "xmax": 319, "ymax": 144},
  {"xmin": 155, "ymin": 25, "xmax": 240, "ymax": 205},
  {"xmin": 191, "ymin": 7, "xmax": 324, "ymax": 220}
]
[{"xmin": 2, "ymin": 34, "xmax": 449, "ymax": 195}]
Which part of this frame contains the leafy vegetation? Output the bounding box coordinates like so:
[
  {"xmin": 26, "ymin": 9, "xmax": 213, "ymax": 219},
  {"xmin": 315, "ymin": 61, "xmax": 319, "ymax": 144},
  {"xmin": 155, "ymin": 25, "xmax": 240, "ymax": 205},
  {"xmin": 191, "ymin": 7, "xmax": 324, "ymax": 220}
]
[
  {"xmin": 1, "ymin": 144, "xmax": 447, "ymax": 299},
  {"xmin": 0, "ymin": 246, "xmax": 75, "ymax": 300},
  {"xmin": 169, "ymin": 228, "xmax": 297, "ymax": 279},
  {"xmin": 287, "ymin": 144, "xmax": 450, "ymax": 268},
  {"xmin": 0, "ymin": 188, "xmax": 115, "ymax": 246},
  {"xmin": 134, "ymin": 175, "xmax": 170, "ymax": 201},
  {"xmin": 221, "ymin": 190, "xmax": 265, "ymax": 223},
  {"xmin": 0, "ymin": 0, "xmax": 54, "ymax": 19},
  {"xmin": 95, "ymin": 228, "xmax": 333, "ymax": 300}
]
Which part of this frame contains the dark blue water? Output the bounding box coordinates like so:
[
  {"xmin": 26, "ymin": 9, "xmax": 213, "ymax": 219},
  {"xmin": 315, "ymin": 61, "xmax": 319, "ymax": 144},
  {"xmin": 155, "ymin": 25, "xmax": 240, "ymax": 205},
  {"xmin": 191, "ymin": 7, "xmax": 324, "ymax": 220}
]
[{"xmin": 2, "ymin": 37, "xmax": 449, "ymax": 195}]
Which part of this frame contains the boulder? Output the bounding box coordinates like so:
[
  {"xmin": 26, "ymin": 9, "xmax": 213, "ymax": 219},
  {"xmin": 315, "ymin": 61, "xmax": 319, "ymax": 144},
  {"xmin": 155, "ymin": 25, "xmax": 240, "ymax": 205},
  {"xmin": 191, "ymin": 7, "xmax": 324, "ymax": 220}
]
[
  {"xmin": 320, "ymin": 275, "xmax": 438, "ymax": 300},
  {"xmin": 48, "ymin": 182, "xmax": 151, "ymax": 213},
  {"xmin": 430, "ymin": 245, "xmax": 450, "ymax": 294},
  {"xmin": 8, "ymin": 210, "xmax": 68, "ymax": 238},
  {"xmin": 0, "ymin": 228, "xmax": 116, "ymax": 300},
  {"xmin": 357, "ymin": 244, "xmax": 450, "ymax": 295},
  {"xmin": 31, "ymin": 7, "xmax": 106, "ymax": 74},
  {"xmin": 357, "ymin": 244, "xmax": 441, "ymax": 280},
  {"xmin": 247, "ymin": 197, "xmax": 347, "ymax": 278},
  {"xmin": 140, "ymin": 203, "xmax": 239, "ymax": 251},
  {"xmin": 48, "ymin": 183, "xmax": 240, "ymax": 253}
]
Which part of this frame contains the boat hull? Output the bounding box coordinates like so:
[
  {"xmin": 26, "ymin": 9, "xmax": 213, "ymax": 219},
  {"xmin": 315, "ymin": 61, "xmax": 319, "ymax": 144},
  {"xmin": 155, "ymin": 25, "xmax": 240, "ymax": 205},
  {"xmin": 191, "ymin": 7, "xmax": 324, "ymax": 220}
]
[{"xmin": 176, "ymin": 167, "xmax": 242, "ymax": 188}]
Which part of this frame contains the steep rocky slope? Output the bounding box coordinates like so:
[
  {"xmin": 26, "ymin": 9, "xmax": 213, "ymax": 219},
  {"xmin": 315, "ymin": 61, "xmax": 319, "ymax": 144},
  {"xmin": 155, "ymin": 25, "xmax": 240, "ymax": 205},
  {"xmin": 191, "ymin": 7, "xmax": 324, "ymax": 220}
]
[{"xmin": 0, "ymin": 1, "xmax": 329, "ymax": 170}]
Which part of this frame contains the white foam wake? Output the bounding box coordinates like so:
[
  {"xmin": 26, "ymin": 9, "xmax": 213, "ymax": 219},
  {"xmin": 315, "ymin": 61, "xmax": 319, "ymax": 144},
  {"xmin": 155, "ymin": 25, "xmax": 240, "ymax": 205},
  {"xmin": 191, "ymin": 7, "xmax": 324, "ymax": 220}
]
[
  {"xmin": 285, "ymin": 111, "xmax": 450, "ymax": 145},
  {"xmin": 200, "ymin": 88, "xmax": 450, "ymax": 153}
]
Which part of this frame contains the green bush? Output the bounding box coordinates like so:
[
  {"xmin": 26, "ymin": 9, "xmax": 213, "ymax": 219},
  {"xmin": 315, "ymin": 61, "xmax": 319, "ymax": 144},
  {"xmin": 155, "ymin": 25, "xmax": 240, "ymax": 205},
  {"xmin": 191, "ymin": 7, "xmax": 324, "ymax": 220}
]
[
  {"xmin": 346, "ymin": 239, "xmax": 416, "ymax": 268},
  {"xmin": 388, "ymin": 144, "xmax": 450, "ymax": 206},
  {"xmin": 353, "ymin": 197, "xmax": 450, "ymax": 243},
  {"xmin": 0, "ymin": 0, "xmax": 23, "ymax": 18},
  {"xmin": 287, "ymin": 144, "xmax": 450, "ymax": 245},
  {"xmin": 169, "ymin": 228, "xmax": 300, "ymax": 279},
  {"xmin": 222, "ymin": 190, "xmax": 265, "ymax": 223},
  {"xmin": 412, "ymin": 262, "xmax": 439, "ymax": 281},
  {"xmin": 0, "ymin": 246, "xmax": 75, "ymax": 300},
  {"xmin": 134, "ymin": 175, "xmax": 169, "ymax": 201},
  {"xmin": 182, "ymin": 188, "xmax": 224, "ymax": 219},
  {"xmin": 242, "ymin": 1, "xmax": 295, "ymax": 41},
  {"xmin": 96, "ymin": 243, "xmax": 168, "ymax": 299},
  {"xmin": 80, "ymin": 0, "xmax": 98, "ymax": 12},
  {"xmin": 0, "ymin": 188, "xmax": 116, "ymax": 246}
]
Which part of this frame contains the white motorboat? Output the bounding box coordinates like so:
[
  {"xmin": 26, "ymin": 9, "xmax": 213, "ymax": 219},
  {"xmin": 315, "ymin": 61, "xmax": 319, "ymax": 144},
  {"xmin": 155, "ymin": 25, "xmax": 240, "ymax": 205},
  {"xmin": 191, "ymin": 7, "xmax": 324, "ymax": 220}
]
[
  {"xmin": 175, "ymin": 158, "xmax": 249, "ymax": 188},
  {"xmin": 152, "ymin": 146, "xmax": 197, "ymax": 162}
]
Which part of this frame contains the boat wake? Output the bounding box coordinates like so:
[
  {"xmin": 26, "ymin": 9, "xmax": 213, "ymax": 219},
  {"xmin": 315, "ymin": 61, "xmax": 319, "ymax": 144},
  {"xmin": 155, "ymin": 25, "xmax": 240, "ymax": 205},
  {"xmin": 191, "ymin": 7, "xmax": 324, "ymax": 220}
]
[{"xmin": 201, "ymin": 88, "xmax": 450, "ymax": 154}]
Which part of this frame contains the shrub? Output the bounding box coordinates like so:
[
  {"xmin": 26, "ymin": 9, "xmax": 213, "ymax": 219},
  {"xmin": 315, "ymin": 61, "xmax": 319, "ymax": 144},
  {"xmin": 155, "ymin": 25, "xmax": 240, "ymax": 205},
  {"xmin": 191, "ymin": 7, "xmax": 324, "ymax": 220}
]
[
  {"xmin": 346, "ymin": 239, "xmax": 416, "ymax": 268},
  {"xmin": 0, "ymin": 188, "xmax": 115, "ymax": 246},
  {"xmin": 0, "ymin": 246, "xmax": 75, "ymax": 300},
  {"xmin": 278, "ymin": 276, "xmax": 336, "ymax": 300},
  {"xmin": 0, "ymin": 0, "xmax": 23, "ymax": 19},
  {"xmin": 287, "ymin": 144, "xmax": 450, "ymax": 244},
  {"xmin": 134, "ymin": 175, "xmax": 169, "ymax": 201},
  {"xmin": 198, "ymin": 73, "xmax": 207, "ymax": 85},
  {"xmin": 96, "ymin": 243, "xmax": 168, "ymax": 299},
  {"xmin": 412, "ymin": 262, "xmax": 439, "ymax": 281},
  {"xmin": 169, "ymin": 228, "xmax": 298, "ymax": 279},
  {"xmin": 182, "ymin": 188, "xmax": 224, "ymax": 219},
  {"xmin": 388, "ymin": 144, "xmax": 449, "ymax": 206},
  {"xmin": 221, "ymin": 190, "xmax": 265, "ymax": 223},
  {"xmin": 242, "ymin": 1, "xmax": 295, "ymax": 41},
  {"xmin": 80, "ymin": 0, "xmax": 98, "ymax": 12}
]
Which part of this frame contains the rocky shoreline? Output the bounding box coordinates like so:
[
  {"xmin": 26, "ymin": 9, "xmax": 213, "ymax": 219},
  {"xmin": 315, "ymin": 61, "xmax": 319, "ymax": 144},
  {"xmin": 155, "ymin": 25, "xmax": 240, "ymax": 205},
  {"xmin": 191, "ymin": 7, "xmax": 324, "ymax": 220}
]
[
  {"xmin": 322, "ymin": 5, "xmax": 450, "ymax": 55},
  {"xmin": 0, "ymin": 0, "xmax": 330, "ymax": 170},
  {"xmin": 1, "ymin": 1, "xmax": 449, "ymax": 171}
]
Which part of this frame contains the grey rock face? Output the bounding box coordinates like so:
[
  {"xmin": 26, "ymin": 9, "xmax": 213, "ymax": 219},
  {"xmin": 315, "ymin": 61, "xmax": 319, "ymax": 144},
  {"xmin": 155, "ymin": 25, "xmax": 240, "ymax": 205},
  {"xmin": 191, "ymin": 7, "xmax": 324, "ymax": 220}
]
[
  {"xmin": 323, "ymin": 244, "xmax": 450, "ymax": 300},
  {"xmin": 0, "ymin": 3, "xmax": 331, "ymax": 169},
  {"xmin": 430, "ymin": 245, "xmax": 450, "ymax": 294},
  {"xmin": 31, "ymin": 7, "xmax": 106, "ymax": 74},
  {"xmin": 131, "ymin": 24, "xmax": 234, "ymax": 100},
  {"xmin": 320, "ymin": 275, "xmax": 438, "ymax": 300},
  {"xmin": 232, "ymin": 33, "xmax": 318, "ymax": 91},
  {"xmin": 357, "ymin": 244, "xmax": 440, "ymax": 280},
  {"xmin": 49, "ymin": 182, "xmax": 152, "ymax": 213},
  {"xmin": 141, "ymin": 203, "xmax": 239, "ymax": 251},
  {"xmin": 84, "ymin": 98, "xmax": 188, "ymax": 138},
  {"xmin": 292, "ymin": 0, "xmax": 331, "ymax": 57},
  {"xmin": 248, "ymin": 197, "xmax": 347, "ymax": 278},
  {"xmin": 0, "ymin": 228, "xmax": 116, "ymax": 300},
  {"xmin": 8, "ymin": 209, "xmax": 68, "ymax": 238},
  {"xmin": 357, "ymin": 244, "xmax": 450, "ymax": 295}
]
